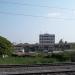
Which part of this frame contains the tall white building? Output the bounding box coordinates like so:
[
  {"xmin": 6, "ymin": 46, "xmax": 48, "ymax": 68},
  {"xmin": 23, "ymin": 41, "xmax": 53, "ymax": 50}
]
[{"xmin": 39, "ymin": 34, "xmax": 55, "ymax": 51}]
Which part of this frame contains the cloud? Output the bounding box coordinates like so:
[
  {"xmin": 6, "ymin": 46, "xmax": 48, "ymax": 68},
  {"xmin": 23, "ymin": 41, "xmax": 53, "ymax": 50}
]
[
  {"xmin": 72, "ymin": 11, "xmax": 75, "ymax": 15},
  {"xmin": 47, "ymin": 12, "xmax": 61, "ymax": 17}
]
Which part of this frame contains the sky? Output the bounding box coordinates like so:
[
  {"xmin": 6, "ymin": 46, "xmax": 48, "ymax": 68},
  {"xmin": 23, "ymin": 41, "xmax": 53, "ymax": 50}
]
[{"xmin": 0, "ymin": 0, "xmax": 75, "ymax": 44}]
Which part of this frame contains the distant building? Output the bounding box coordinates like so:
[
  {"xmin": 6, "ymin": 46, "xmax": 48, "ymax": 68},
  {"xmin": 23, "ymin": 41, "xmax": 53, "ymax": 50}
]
[
  {"xmin": 23, "ymin": 43, "xmax": 39, "ymax": 52},
  {"xmin": 39, "ymin": 34, "xmax": 55, "ymax": 52},
  {"xmin": 13, "ymin": 43, "xmax": 40, "ymax": 53},
  {"xmin": 12, "ymin": 45, "xmax": 25, "ymax": 56},
  {"xmin": 14, "ymin": 46, "xmax": 25, "ymax": 53},
  {"xmin": 13, "ymin": 34, "xmax": 55, "ymax": 53}
]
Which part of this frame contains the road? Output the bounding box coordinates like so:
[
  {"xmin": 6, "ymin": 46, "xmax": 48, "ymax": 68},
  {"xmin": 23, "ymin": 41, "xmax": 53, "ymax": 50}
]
[{"xmin": 0, "ymin": 62, "xmax": 75, "ymax": 75}]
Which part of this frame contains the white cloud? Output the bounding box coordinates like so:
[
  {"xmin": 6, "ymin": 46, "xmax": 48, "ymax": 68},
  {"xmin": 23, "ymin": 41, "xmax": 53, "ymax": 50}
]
[
  {"xmin": 47, "ymin": 12, "xmax": 61, "ymax": 17},
  {"xmin": 72, "ymin": 11, "xmax": 75, "ymax": 15}
]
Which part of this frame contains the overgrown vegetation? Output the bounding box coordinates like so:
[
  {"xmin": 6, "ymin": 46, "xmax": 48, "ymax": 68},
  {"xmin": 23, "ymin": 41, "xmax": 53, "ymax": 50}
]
[
  {"xmin": 0, "ymin": 36, "xmax": 13, "ymax": 56},
  {"xmin": 0, "ymin": 51, "xmax": 74, "ymax": 64}
]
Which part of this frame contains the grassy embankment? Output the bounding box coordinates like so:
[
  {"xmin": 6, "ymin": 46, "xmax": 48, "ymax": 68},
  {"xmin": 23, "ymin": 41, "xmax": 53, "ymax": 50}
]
[{"xmin": 0, "ymin": 51, "xmax": 74, "ymax": 64}]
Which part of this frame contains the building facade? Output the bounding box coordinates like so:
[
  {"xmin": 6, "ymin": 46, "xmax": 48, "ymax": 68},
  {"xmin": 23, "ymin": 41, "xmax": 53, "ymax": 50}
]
[{"xmin": 39, "ymin": 34, "xmax": 55, "ymax": 52}]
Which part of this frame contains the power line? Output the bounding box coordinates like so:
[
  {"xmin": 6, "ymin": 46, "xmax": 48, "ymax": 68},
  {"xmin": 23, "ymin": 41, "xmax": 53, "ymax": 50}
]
[
  {"xmin": 0, "ymin": 0, "xmax": 75, "ymax": 11},
  {"xmin": 0, "ymin": 11, "xmax": 75, "ymax": 20}
]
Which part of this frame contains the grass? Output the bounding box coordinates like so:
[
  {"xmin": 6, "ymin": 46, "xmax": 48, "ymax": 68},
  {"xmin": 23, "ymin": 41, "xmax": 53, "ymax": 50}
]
[
  {"xmin": 0, "ymin": 56, "xmax": 58, "ymax": 64},
  {"xmin": 0, "ymin": 51, "xmax": 73, "ymax": 64}
]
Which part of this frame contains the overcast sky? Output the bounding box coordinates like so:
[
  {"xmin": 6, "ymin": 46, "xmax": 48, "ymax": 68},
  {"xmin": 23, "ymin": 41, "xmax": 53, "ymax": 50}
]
[{"xmin": 0, "ymin": 0, "xmax": 75, "ymax": 43}]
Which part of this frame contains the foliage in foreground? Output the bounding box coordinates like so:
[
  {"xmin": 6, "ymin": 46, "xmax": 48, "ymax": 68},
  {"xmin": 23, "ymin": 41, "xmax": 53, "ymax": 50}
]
[
  {"xmin": 0, "ymin": 36, "xmax": 13, "ymax": 56},
  {"xmin": 0, "ymin": 56, "xmax": 57, "ymax": 64},
  {"xmin": 0, "ymin": 51, "xmax": 73, "ymax": 64}
]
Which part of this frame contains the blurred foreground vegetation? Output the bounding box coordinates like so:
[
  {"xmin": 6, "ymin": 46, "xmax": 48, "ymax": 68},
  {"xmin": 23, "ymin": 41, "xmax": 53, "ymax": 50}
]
[{"xmin": 0, "ymin": 51, "xmax": 75, "ymax": 64}]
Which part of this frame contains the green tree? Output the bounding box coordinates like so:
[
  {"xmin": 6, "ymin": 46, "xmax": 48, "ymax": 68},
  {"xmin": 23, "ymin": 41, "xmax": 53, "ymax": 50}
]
[
  {"xmin": 0, "ymin": 36, "xmax": 13, "ymax": 56},
  {"xmin": 59, "ymin": 39, "xmax": 64, "ymax": 51}
]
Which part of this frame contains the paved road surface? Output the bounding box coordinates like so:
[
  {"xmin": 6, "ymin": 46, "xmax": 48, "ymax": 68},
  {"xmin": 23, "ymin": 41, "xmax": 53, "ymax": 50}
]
[{"xmin": 0, "ymin": 62, "xmax": 75, "ymax": 75}]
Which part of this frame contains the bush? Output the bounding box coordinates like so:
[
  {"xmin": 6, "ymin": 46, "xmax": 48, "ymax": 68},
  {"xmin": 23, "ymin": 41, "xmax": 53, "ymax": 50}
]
[{"xmin": 51, "ymin": 53, "xmax": 70, "ymax": 62}]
